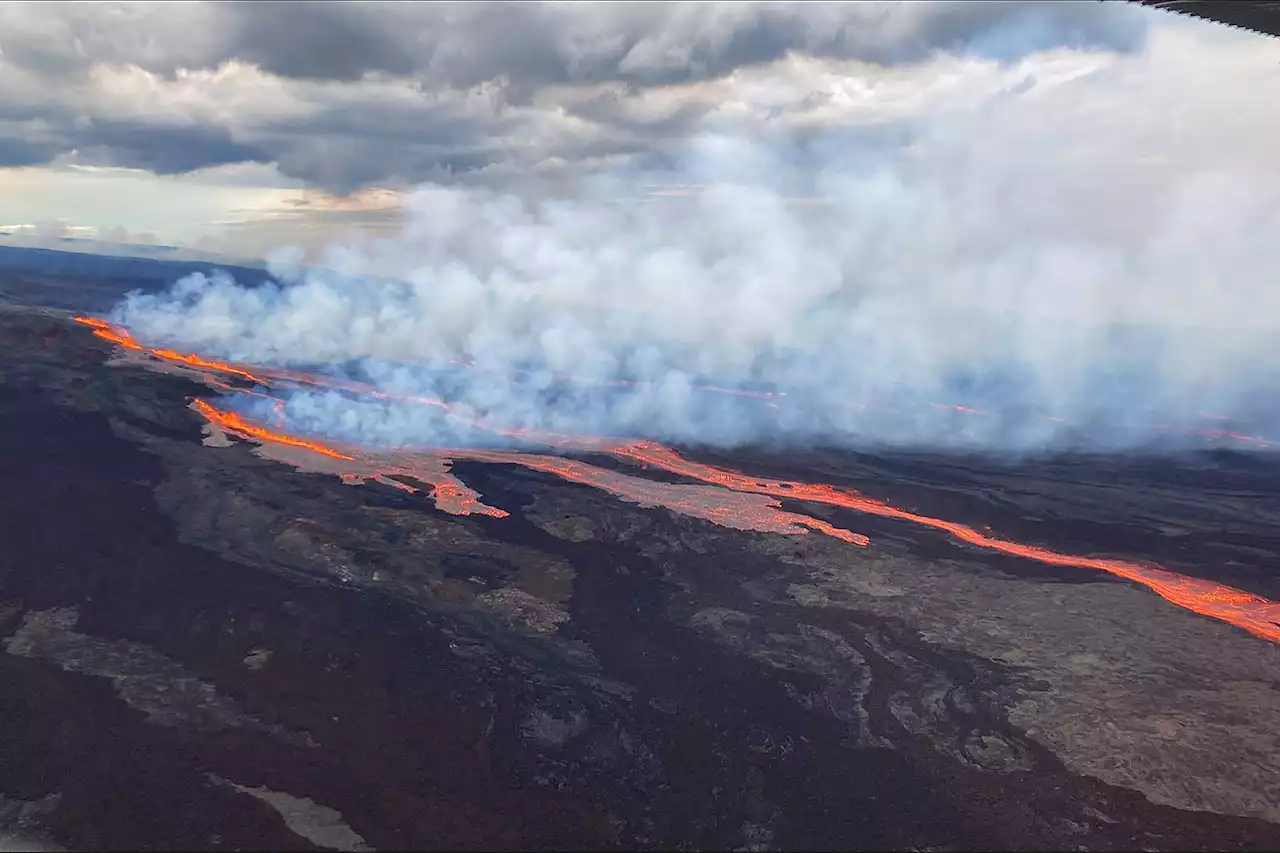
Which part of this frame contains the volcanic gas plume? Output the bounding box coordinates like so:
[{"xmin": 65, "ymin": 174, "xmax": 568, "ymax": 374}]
[
  {"xmin": 105, "ymin": 61, "xmax": 1280, "ymax": 456},
  {"xmin": 73, "ymin": 316, "xmax": 1280, "ymax": 645}
]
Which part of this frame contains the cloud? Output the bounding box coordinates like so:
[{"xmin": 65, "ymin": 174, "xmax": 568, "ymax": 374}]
[
  {"xmin": 70, "ymin": 119, "xmax": 271, "ymax": 175},
  {"xmin": 2, "ymin": 1, "xmax": 1151, "ymax": 85},
  {"xmin": 0, "ymin": 135, "xmax": 51, "ymax": 168},
  {"xmin": 216, "ymin": 0, "xmax": 1148, "ymax": 89},
  {"xmin": 110, "ymin": 24, "xmax": 1280, "ymax": 456},
  {"xmin": 0, "ymin": 1, "xmax": 1155, "ymax": 192}
]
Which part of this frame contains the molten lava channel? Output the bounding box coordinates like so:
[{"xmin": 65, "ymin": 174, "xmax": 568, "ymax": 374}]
[
  {"xmin": 77, "ymin": 315, "xmax": 1280, "ymax": 644},
  {"xmin": 608, "ymin": 442, "xmax": 1280, "ymax": 643},
  {"xmin": 191, "ymin": 396, "xmax": 870, "ymax": 543},
  {"xmin": 75, "ymin": 316, "xmax": 268, "ymax": 385},
  {"xmin": 191, "ymin": 399, "xmax": 352, "ymax": 460}
]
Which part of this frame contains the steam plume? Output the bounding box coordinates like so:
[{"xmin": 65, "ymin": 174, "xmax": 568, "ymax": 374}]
[{"xmin": 111, "ymin": 26, "xmax": 1280, "ymax": 455}]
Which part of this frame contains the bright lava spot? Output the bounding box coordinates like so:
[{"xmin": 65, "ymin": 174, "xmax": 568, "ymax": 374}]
[{"xmin": 192, "ymin": 399, "xmax": 354, "ymax": 460}]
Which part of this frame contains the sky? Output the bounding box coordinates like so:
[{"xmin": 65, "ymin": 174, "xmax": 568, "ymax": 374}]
[{"xmin": 0, "ymin": 0, "xmax": 1265, "ymax": 258}]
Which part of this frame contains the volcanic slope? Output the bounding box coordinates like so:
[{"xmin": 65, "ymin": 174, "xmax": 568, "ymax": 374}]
[
  {"xmin": 71, "ymin": 314, "xmax": 1280, "ymax": 646},
  {"xmin": 1, "ymin": 301, "xmax": 1279, "ymax": 850}
]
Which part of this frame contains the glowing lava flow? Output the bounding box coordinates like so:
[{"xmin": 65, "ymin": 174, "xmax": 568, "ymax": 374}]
[
  {"xmin": 73, "ymin": 316, "xmax": 268, "ymax": 385},
  {"xmin": 191, "ymin": 399, "xmax": 353, "ymax": 460},
  {"xmin": 189, "ymin": 397, "xmax": 868, "ymax": 543},
  {"xmin": 194, "ymin": 401, "xmax": 507, "ymax": 518},
  {"xmin": 454, "ymin": 448, "xmax": 870, "ymax": 544},
  {"xmin": 78, "ymin": 315, "xmax": 1280, "ymax": 644},
  {"xmin": 189, "ymin": 395, "xmax": 1280, "ymax": 645},
  {"xmin": 73, "ymin": 316, "xmax": 608, "ymax": 450},
  {"xmin": 74, "ymin": 316, "xmax": 1275, "ymax": 451},
  {"xmin": 75, "ymin": 315, "xmax": 781, "ymax": 411},
  {"xmin": 1191, "ymin": 427, "xmax": 1276, "ymax": 450},
  {"xmin": 609, "ymin": 441, "xmax": 1280, "ymax": 643}
]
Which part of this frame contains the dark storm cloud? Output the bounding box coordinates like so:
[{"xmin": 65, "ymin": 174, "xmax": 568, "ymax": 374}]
[
  {"xmin": 0, "ymin": 134, "xmax": 53, "ymax": 168},
  {"xmin": 268, "ymin": 136, "xmax": 504, "ymax": 197},
  {"xmin": 216, "ymin": 1, "xmax": 425, "ymax": 82},
  {"xmin": 0, "ymin": 1, "xmax": 1151, "ymax": 86},
  {"xmin": 0, "ymin": 1, "xmax": 1153, "ymax": 191},
  {"xmin": 561, "ymin": 89, "xmax": 717, "ymax": 139},
  {"xmin": 214, "ymin": 1, "xmax": 1148, "ymax": 89},
  {"xmin": 72, "ymin": 120, "xmax": 272, "ymax": 175}
]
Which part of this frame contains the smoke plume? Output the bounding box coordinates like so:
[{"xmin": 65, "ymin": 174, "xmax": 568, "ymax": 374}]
[{"xmin": 111, "ymin": 25, "xmax": 1280, "ymax": 456}]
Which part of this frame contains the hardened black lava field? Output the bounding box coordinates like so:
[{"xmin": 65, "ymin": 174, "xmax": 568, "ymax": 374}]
[{"xmin": 1, "ymin": 263, "xmax": 1279, "ymax": 851}]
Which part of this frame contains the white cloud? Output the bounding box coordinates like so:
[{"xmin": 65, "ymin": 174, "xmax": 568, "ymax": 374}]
[{"xmin": 0, "ymin": 1, "xmax": 1162, "ymax": 190}]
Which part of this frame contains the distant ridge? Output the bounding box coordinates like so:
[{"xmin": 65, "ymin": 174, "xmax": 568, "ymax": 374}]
[
  {"xmin": 0, "ymin": 242, "xmax": 405, "ymax": 315},
  {"xmin": 0, "ymin": 235, "xmax": 265, "ymax": 270},
  {"xmin": 0, "ymin": 243, "xmax": 277, "ymax": 313}
]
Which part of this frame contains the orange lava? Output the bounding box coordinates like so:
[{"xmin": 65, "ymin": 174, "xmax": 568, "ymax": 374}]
[
  {"xmin": 1191, "ymin": 427, "xmax": 1276, "ymax": 450},
  {"xmin": 455, "ymin": 449, "xmax": 870, "ymax": 544},
  {"xmin": 929, "ymin": 402, "xmax": 989, "ymax": 416},
  {"xmin": 609, "ymin": 441, "xmax": 1280, "ymax": 643},
  {"xmin": 73, "ymin": 316, "xmax": 268, "ymax": 385},
  {"xmin": 205, "ymin": 378, "xmax": 287, "ymax": 426},
  {"xmin": 78, "ymin": 314, "xmax": 1280, "ymax": 643},
  {"xmin": 188, "ymin": 396, "xmax": 864, "ymax": 542},
  {"xmin": 345, "ymin": 462, "xmax": 510, "ymax": 518},
  {"xmin": 188, "ymin": 395, "xmax": 1280, "ymax": 646},
  {"xmin": 424, "ymin": 479, "xmax": 511, "ymax": 517},
  {"xmin": 355, "ymin": 450, "xmax": 511, "ymax": 518},
  {"xmin": 192, "ymin": 399, "xmax": 353, "ymax": 460},
  {"xmin": 190, "ymin": 392, "xmax": 507, "ymax": 518},
  {"xmin": 74, "ymin": 315, "xmax": 592, "ymax": 448}
]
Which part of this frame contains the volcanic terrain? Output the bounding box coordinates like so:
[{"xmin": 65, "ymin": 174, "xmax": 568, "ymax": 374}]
[{"xmin": 1, "ymin": 260, "xmax": 1279, "ymax": 851}]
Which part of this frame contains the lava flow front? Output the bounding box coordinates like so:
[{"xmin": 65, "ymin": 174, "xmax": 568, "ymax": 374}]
[{"xmin": 77, "ymin": 315, "xmax": 1280, "ymax": 645}]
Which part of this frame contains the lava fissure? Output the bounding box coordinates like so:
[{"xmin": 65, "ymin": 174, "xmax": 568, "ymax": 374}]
[
  {"xmin": 74, "ymin": 316, "xmax": 269, "ymax": 385},
  {"xmin": 81, "ymin": 315, "xmax": 1280, "ymax": 644}
]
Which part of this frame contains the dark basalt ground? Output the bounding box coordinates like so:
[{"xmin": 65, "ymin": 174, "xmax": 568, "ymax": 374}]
[{"xmin": 1, "ymin": 288, "xmax": 1279, "ymax": 850}]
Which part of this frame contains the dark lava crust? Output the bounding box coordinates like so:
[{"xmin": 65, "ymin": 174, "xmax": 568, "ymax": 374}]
[{"xmin": 1, "ymin": 304, "xmax": 1279, "ymax": 851}]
